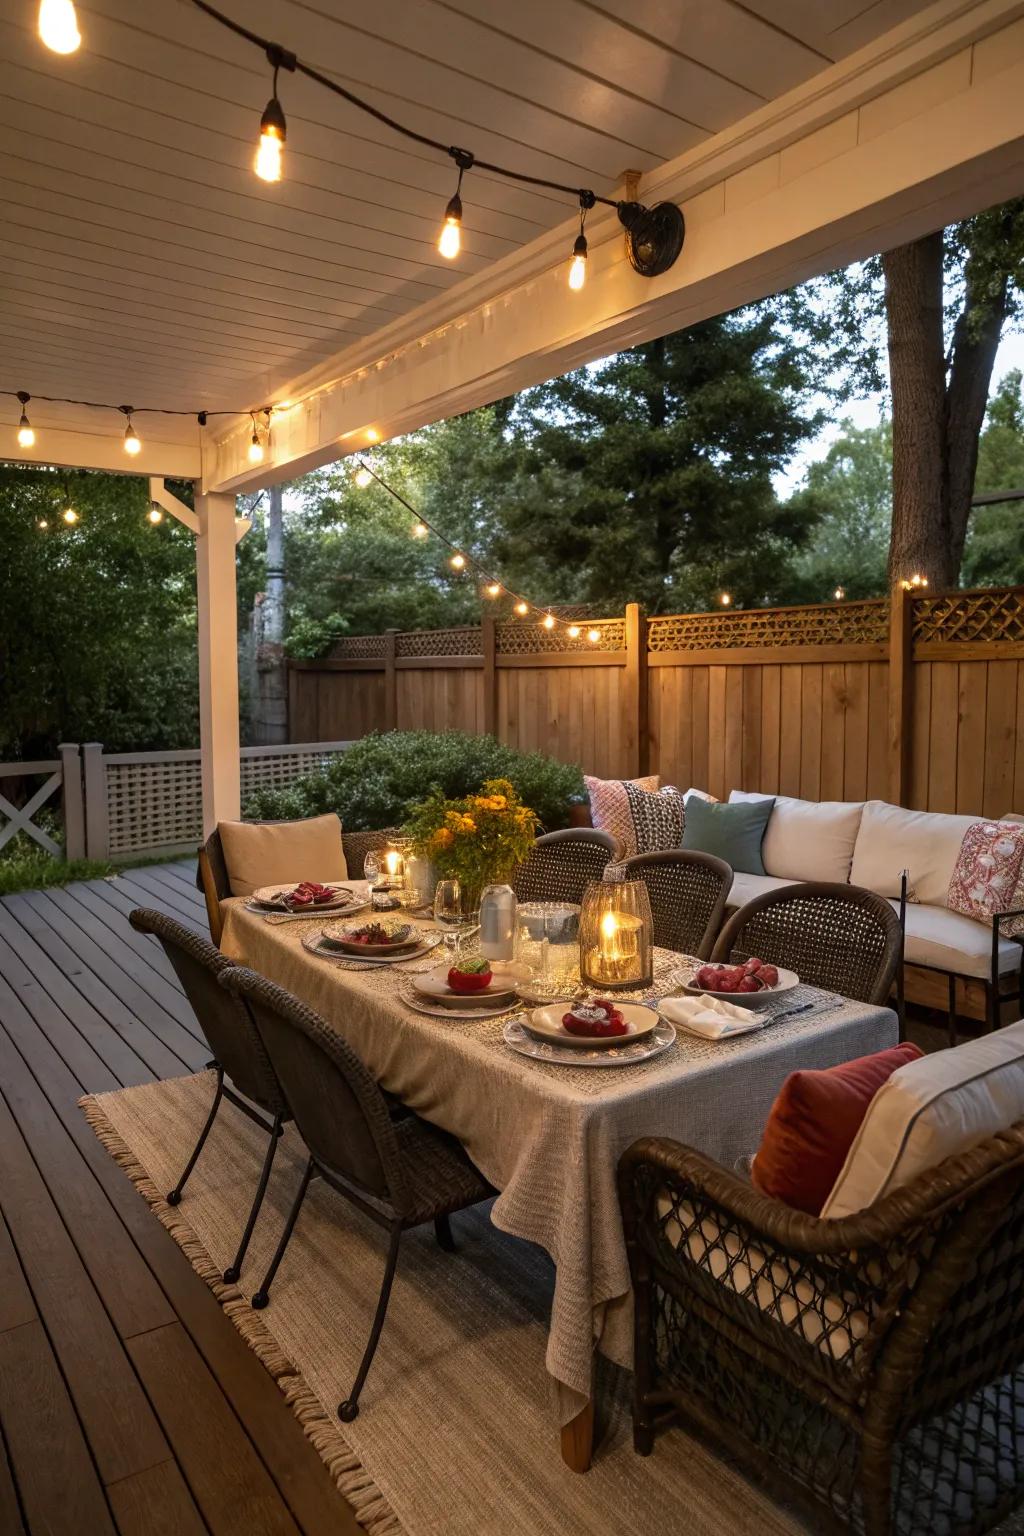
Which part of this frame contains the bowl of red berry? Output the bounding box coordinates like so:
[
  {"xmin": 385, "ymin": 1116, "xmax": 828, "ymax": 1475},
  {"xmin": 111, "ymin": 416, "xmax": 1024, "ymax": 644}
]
[
  {"xmin": 676, "ymin": 957, "xmax": 798, "ymax": 1008},
  {"xmin": 525, "ymin": 997, "xmax": 661, "ymax": 1049}
]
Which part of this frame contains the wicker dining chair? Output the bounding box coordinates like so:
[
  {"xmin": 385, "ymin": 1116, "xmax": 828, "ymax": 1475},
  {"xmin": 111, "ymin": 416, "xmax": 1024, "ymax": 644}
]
[
  {"xmin": 621, "ymin": 850, "xmax": 733, "ymax": 958},
  {"xmin": 710, "ymin": 881, "xmax": 901, "ymax": 1005},
  {"xmin": 218, "ymin": 964, "xmax": 494, "ymax": 1422},
  {"xmin": 511, "ymin": 828, "xmax": 623, "ymax": 905},
  {"xmin": 128, "ymin": 909, "xmax": 290, "ymax": 1285},
  {"xmin": 197, "ymin": 821, "xmax": 396, "ymax": 945},
  {"xmin": 618, "ymin": 1123, "xmax": 1024, "ymax": 1535}
]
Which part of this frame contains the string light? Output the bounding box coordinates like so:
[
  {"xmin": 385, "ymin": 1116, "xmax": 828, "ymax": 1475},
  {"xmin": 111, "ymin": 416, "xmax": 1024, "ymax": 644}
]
[
  {"xmin": 38, "ymin": 0, "xmax": 80, "ymax": 54},
  {"xmin": 248, "ymin": 412, "xmax": 264, "ymax": 464},
  {"xmin": 484, "ymin": 583, "xmax": 502, "ymax": 598},
  {"xmin": 148, "ymin": 505, "xmax": 163, "ymax": 524},
  {"xmin": 567, "ymin": 624, "xmax": 581, "ymax": 639},
  {"xmin": 568, "ymin": 192, "xmax": 595, "ymax": 291},
  {"xmin": 16, "ymin": 393, "xmax": 34, "ymax": 448},
  {"xmin": 255, "ymin": 46, "xmax": 294, "ymax": 183},
  {"xmin": 37, "ymin": 518, "xmax": 48, "ymax": 530},
  {"xmin": 438, "ymin": 149, "xmax": 473, "ymax": 260},
  {"xmin": 366, "ymin": 428, "xmax": 380, "ymax": 443},
  {"xmin": 834, "ymin": 585, "xmax": 846, "ymax": 601},
  {"xmin": 514, "ymin": 601, "xmax": 529, "ymax": 616},
  {"xmin": 353, "ymin": 466, "xmax": 373, "ymax": 488},
  {"xmin": 719, "ymin": 592, "xmax": 732, "ymax": 607},
  {"xmin": 587, "ymin": 628, "xmax": 601, "ymax": 644},
  {"xmin": 412, "ymin": 521, "xmax": 429, "ymax": 538},
  {"xmin": 450, "ymin": 552, "xmax": 466, "ymax": 570},
  {"xmin": 899, "ymin": 573, "xmax": 929, "ymax": 591},
  {"xmin": 121, "ymin": 406, "xmax": 141, "ymax": 455},
  {"xmin": 62, "ymin": 506, "xmax": 78, "ymax": 525},
  {"xmin": 542, "ymin": 613, "xmax": 556, "ymax": 630}
]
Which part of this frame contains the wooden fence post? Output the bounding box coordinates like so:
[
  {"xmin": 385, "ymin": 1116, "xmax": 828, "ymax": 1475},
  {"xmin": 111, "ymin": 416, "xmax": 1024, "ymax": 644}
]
[
  {"xmin": 58, "ymin": 743, "xmax": 85, "ymax": 861},
  {"xmin": 887, "ymin": 585, "xmax": 914, "ymax": 806},
  {"xmin": 624, "ymin": 603, "xmax": 649, "ymax": 777},
  {"xmin": 383, "ymin": 630, "xmax": 398, "ymax": 731},
  {"xmin": 482, "ymin": 617, "xmax": 497, "ymax": 738},
  {"xmin": 82, "ymin": 742, "xmax": 109, "ymax": 861}
]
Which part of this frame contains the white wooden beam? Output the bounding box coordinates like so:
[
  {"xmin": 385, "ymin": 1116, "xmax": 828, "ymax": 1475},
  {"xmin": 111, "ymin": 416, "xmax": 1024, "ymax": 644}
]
[
  {"xmin": 148, "ymin": 476, "xmax": 199, "ymax": 533},
  {"xmin": 203, "ymin": 0, "xmax": 1024, "ymax": 494},
  {"xmin": 194, "ymin": 490, "xmax": 241, "ymax": 834},
  {"xmin": 2, "ymin": 424, "xmax": 201, "ymax": 479}
]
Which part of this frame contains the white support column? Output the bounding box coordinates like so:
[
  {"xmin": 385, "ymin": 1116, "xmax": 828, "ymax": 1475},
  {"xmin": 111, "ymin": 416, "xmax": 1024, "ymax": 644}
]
[{"xmin": 195, "ymin": 490, "xmax": 241, "ymax": 834}]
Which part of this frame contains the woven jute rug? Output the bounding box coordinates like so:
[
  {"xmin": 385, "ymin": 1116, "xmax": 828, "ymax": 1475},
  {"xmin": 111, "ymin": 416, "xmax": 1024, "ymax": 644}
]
[{"xmin": 79, "ymin": 1072, "xmax": 817, "ymax": 1536}]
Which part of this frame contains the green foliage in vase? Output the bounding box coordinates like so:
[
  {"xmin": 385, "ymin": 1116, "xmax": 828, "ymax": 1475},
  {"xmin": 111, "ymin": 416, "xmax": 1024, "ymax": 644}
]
[
  {"xmin": 243, "ymin": 730, "xmax": 585, "ymax": 832},
  {"xmin": 403, "ymin": 777, "xmax": 539, "ymax": 891}
]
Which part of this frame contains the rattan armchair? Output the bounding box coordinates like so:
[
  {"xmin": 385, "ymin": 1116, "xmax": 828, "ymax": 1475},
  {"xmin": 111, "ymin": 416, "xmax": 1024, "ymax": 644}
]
[
  {"xmin": 618, "ymin": 1125, "xmax": 1024, "ymax": 1535},
  {"xmin": 219, "ymin": 964, "xmax": 494, "ymax": 1423},
  {"xmin": 711, "ymin": 881, "xmax": 901, "ymax": 1005},
  {"xmin": 622, "ymin": 850, "xmax": 733, "ymax": 958},
  {"xmin": 129, "ymin": 909, "xmax": 290, "ymax": 1285},
  {"xmin": 197, "ymin": 821, "xmax": 396, "ymax": 945},
  {"xmin": 511, "ymin": 828, "xmax": 623, "ymax": 905}
]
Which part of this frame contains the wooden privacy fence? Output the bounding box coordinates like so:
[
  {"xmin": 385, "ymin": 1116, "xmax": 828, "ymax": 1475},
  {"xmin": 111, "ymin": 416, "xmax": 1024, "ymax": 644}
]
[{"xmin": 289, "ymin": 586, "xmax": 1024, "ymax": 818}]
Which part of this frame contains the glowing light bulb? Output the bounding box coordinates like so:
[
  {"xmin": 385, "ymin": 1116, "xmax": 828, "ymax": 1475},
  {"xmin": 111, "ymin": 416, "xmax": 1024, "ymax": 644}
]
[
  {"xmin": 124, "ymin": 423, "xmax": 141, "ymax": 455},
  {"xmin": 567, "ymin": 624, "xmax": 580, "ymax": 639},
  {"xmin": 719, "ymin": 592, "xmax": 732, "ymax": 607},
  {"xmin": 255, "ymin": 94, "xmax": 285, "ymax": 182},
  {"xmin": 587, "ymin": 628, "xmax": 601, "ymax": 644},
  {"xmin": 412, "ymin": 522, "xmax": 429, "ymax": 538},
  {"xmin": 148, "ymin": 506, "xmax": 163, "ymax": 524},
  {"xmin": 484, "ymin": 583, "xmax": 501, "ymax": 598},
  {"xmin": 366, "ymin": 428, "xmax": 380, "ymax": 443},
  {"xmin": 514, "ymin": 601, "xmax": 529, "ymax": 617},
  {"xmin": 568, "ymin": 232, "xmax": 588, "ymax": 291},
  {"xmin": 37, "ymin": 518, "xmax": 48, "ymax": 530},
  {"xmin": 17, "ymin": 416, "xmax": 34, "ymax": 449},
  {"xmin": 438, "ymin": 212, "xmax": 461, "ymax": 260},
  {"xmin": 38, "ymin": 0, "xmax": 80, "ymax": 54},
  {"xmin": 542, "ymin": 613, "xmax": 556, "ymax": 630},
  {"xmin": 834, "ymin": 586, "xmax": 845, "ymax": 601},
  {"xmin": 62, "ymin": 506, "xmax": 78, "ymax": 525},
  {"xmin": 450, "ymin": 553, "xmax": 466, "ymax": 571},
  {"xmin": 354, "ymin": 467, "xmax": 373, "ymax": 488},
  {"xmin": 248, "ymin": 430, "xmax": 264, "ymax": 464}
]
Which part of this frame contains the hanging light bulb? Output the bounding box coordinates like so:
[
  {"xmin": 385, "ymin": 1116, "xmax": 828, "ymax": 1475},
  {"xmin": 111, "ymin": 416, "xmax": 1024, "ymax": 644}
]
[
  {"xmin": 412, "ymin": 522, "xmax": 429, "ymax": 538},
  {"xmin": 567, "ymin": 624, "xmax": 581, "ymax": 639},
  {"xmin": 366, "ymin": 428, "xmax": 380, "ymax": 443},
  {"xmin": 514, "ymin": 601, "xmax": 529, "ymax": 617},
  {"xmin": 450, "ymin": 553, "xmax": 466, "ymax": 571},
  {"xmin": 438, "ymin": 149, "xmax": 473, "ymax": 260},
  {"xmin": 719, "ymin": 592, "xmax": 732, "ymax": 607},
  {"xmin": 62, "ymin": 506, "xmax": 78, "ymax": 525},
  {"xmin": 484, "ymin": 582, "xmax": 501, "ymax": 598},
  {"xmin": 587, "ymin": 628, "xmax": 601, "ymax": 644},
  {"xmin": 38, "ymin": 0, "xmax": 80, "ymax": 54},
  {"xmin": 834, "ymin": 585, "xmax": 846, "ymax": 601},
  {"xmin": 37, "ymin": 518, "xmax": 48, "ymax": 530},
  {"xmin": 255, "ymin": 48, "xmax": 292, "ymax": 182},
  {"xmin": 248, "ymin": 413, "xmax": 264, "ymax": 464},
  {"xmin": 542, "ymin": 613, "xmax": 556, "ymax": 630},
  {"xmin": 121, "ymin": 406, "xmax": 141, "ymax": 455},
  {"xmin": 148, "ymin": 505, "xmax": 163, "ymax": 524},
  {"xmin": 354, "ymin": 466, "xmax": 373, "ymax": 488},
  {"xmin": 568, "ymin": 192, "xmax": 594, "ymax": 291},
  {"xmin": 16, "ymin": 392, "xmax": 34, "ymax": 448}
]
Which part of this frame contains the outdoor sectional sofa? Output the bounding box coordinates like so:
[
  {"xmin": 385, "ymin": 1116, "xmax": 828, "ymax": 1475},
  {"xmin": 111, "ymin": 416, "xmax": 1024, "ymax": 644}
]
[{"xmin": 723, "ymin": 792, "xmax": 1023, "ymax": 1032}]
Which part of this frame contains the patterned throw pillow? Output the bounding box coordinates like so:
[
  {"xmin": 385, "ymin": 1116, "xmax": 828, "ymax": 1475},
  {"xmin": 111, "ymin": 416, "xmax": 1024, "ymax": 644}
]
[
  {"xmin": 584, "ymin": 775, "xmax": 659, "ymax": 855},
  {"xmin": 947, "ymin": 820, "xmax": 1024, "ymax": 938},
  {"xmin": 584, "ymin": 774, "xmax": 685, "ymax": 855}
]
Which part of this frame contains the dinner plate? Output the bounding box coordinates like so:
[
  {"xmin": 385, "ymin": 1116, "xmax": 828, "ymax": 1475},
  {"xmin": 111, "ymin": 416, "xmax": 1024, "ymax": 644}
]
[
  {"xmin": 250, "ymin": 882, "xmax": 360, "ymax": 913},
  {"xmin": 398, "ymin": 983, "xmax": 516, "ymax": 1021},
  {"xmin": 319, "ymin": 920, "xmax": 417, "ymax": 955},
  {"xmin": 303, "ymin": 932, "xmax": 440, "ymax": 966},
  {"xmin": 504, "ymin": 1017, "xmax": 676, "ymax": 1068},
  {"xmin": 669, "ymin": 963, "xmax": 800, "ymax": 1009},
  {"xmin": 524, "ymin": 1001, "xmax": 661, "ymax": 1050},
  {"xmin": 411, "ymin": 963, "xmax": 530, "ymax": 1011}
]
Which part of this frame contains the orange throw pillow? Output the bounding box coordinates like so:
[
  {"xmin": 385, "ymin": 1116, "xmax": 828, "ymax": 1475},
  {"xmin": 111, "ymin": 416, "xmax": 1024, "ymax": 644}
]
[{"xmin": 751, "ymin": 1042, "xmax": 923, "ymax": 1215}]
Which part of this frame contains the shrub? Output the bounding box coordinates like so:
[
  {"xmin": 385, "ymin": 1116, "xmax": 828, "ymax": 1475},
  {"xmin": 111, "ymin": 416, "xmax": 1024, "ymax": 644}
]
[{"xmin": 243, "ymin": 730, "xmax": 586, "ymax": 832}]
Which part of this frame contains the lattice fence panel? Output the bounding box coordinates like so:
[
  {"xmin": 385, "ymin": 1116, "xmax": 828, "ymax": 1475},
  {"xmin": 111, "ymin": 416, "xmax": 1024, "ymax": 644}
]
[
  {"xmin": 912, "ymin": 589, "xmax": 1024, "ymax": 644},
  {"xmin": 240, "ymin": 745, "xmax": 349, "ymax": 795},
  {"xmin": 106, "ymin": 757, "xmax": 202, "ymax": 854},
  {"xmin": 396, "ymin": 627, "xmax": 483, "ymax": 658},
  {"xmin": 330, "ymin": 634, "xmax": 388, "ymax": 659},
  {"xmin": 496, "ymin": 618, "xmax": 625, "ymax": 654},
  {"xmin": 646, "ymin": 600, "xmax": 888, "ymax": 652}
]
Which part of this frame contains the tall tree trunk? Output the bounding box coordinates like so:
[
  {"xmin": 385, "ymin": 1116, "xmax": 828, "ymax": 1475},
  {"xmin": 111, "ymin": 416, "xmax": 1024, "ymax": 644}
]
[
  {"xmin": 254, "ymin": 485, "xmax": 288, "ymax": 744},
  {"xmin": 883, "ymin": 234, "xmax": 953, "ymax": 586}
]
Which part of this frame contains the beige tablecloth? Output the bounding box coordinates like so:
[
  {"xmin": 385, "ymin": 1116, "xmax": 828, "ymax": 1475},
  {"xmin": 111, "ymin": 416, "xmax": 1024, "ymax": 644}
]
[{"xmin": 221, "ymin": 900, "xmax": 898, "ymax": 1423}]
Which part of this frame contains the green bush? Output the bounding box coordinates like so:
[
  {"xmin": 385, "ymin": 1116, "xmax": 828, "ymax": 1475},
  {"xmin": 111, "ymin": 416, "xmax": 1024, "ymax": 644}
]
[{"xmin": 243, "ymin": 731, "xmax": 586, "ymax": 832}]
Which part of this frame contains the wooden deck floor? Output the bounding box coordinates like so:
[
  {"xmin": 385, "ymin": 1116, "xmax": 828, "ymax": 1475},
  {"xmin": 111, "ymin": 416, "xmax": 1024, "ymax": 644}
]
[{"xmin": 0, "ymin": 860, "xmax": 359, "ymax": 1536}]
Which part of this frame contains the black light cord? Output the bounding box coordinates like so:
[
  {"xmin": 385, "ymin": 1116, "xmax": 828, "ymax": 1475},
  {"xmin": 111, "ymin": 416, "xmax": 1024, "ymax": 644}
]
[
  {"xmin": 189, "ymin": 0, "xmax": 621, "ymax": 213},
  {"xmin": 2, "ymin": 389, "xmax": 269, "ymax": 425}
]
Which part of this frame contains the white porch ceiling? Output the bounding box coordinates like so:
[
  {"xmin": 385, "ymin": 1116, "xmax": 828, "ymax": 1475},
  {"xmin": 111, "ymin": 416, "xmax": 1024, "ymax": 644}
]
[{"xmin": 0, "ymin": 0, "xmax": 939, "ymax": 446}]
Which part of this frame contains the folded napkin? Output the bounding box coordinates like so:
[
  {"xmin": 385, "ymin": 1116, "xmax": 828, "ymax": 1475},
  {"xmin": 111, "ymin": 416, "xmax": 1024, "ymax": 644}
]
[{"xmin": 660, "ymin": 994, "xmax": 767, "ymax": 1040}]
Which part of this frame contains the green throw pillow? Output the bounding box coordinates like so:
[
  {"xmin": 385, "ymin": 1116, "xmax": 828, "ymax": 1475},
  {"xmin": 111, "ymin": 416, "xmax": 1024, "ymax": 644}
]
[{"xmin": 682, "ymin": 795, "xmax": 775, "ymax": 875}]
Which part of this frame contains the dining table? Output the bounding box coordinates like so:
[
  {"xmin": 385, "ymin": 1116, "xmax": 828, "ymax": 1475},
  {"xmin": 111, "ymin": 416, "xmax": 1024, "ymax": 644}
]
[{"xmin": 220, "ymin": 892, "xmax": 899, "ymax": 1471}]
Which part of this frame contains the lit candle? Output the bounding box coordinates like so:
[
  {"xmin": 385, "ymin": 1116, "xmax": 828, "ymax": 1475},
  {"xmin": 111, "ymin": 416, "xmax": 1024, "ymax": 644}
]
[
  {"xmin": 383, "ymin": 848, "xmax": 405, "ymax": 886},
  {"xmin": 589, "ymin": 909, "xmax": 643, "ymax": 985}
]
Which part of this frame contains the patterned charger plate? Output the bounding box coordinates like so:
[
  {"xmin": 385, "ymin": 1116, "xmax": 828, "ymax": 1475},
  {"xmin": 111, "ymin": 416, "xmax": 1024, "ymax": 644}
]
[
  {"xmin": 303, "ymin": 931, "xmax": 441, "ymax": 965},
  {"xmin": 398, "ymin": 980, "xmax": 517, "ymax": 1020},
  {"xmin": 503, "ymin": 1016, "xmax": 677, "ymax": 1067}
]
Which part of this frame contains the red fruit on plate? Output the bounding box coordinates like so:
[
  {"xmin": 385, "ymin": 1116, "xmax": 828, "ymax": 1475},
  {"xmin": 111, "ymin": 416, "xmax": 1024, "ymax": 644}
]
[
  {"xmin": 716, "ymin": 973, "xmax": 738, "ymax": 992},
  {"xmin": 448, "ymin": 961, "xmax": 493, "ymax": 994},
  {"xmin": 759, "ymin": 964, "xmax": 779, "ymax": 988},
  {"xmin": 703, "ymin": 972, "xmax": 721, "ymax": 991},
  {"xmin": 737, "ymin": 976, "xmax": 763, "ymax": 992},
  {"xmin": 561, "ymin": 1000, "xmax": 627, "ymax": 1037},
  {"xmin": 743, "ymin": 957, "xmax": 763, "ymax": 974}
]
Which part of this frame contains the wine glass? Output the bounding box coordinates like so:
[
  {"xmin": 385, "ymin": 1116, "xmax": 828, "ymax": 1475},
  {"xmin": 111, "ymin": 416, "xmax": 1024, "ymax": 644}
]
[
  {"xmin": 434, "ymin": 879, "xmax": 467, "ymax": 961},
  {"xmin": 363, "ymin": 850, "xmax": 381, "ymax": 887}
]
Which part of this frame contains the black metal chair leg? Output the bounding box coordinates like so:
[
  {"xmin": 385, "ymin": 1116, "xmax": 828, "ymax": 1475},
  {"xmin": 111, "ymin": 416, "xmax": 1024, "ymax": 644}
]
[
  {"xmin": 223, "ymin": 1113, "xmax": 283, "ymax": 1285},
  {"xmin": 434, "ymin": 1213, "xmax": 456, "ymax": 1252},
  {"xmin": 167, "ymin": 1067, "xmax": 223, "ymax": 1206},
  {"xmin": 339, "ymin": 1223, "xmax": 402, "ymax": 1423},
  {"xmin": 251, "ymin": 1156, "xmax": 312, "ymax": 1309}
]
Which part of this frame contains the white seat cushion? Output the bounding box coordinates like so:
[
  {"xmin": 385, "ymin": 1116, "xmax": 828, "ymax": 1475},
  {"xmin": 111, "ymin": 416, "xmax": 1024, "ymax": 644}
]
[
  {"xmin": 727, "ymin": 871, "xmax": 795, "ymax": 909},
  {"xmin": 896, "ymin": 899, "xmax": 1022, "ymax": 979},
  {"xmin": 729, "ymin": 791, "xmax": 864, "ymax": 884},
  {"xmin": 850, "ymin": 800, "xmax": 979, "ymax": 904},
  {"xmin": 218, "ymin": 814, "xmax": 348, "ymax": 898},
  {"xmin": 823, "ymin": 1019, "xmax": 1024, "ymax": 1218}
]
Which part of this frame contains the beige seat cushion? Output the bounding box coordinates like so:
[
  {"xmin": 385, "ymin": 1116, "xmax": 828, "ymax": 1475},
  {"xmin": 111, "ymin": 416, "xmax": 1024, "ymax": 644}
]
[
  {"xmin": 218, "ymin": 814, "xmax": 348, "ymax": 898},
  {"xmin": 726, "ymin": 871, "xmax": 795, "ymax": 909},
  {"xmin": 850, "ymin": 800, "xmax": 979, "ymax": 903},
  {"xmin": 895, "ymin": 898, "xmax": 1022, "ymax": 979},
  {"xmin": 822, "ymin": 1019, "xmax": 1024, "ymax": 1218},
  {"xmin": 729, "ymin": 791, "xmax": 864, "ymax": 884}
]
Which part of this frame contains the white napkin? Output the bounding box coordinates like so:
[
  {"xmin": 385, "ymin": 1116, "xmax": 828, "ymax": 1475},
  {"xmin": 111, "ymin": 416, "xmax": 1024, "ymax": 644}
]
[{"xmin": 660, "ymin": 994, "xmax": 767, "ymax": 1040}]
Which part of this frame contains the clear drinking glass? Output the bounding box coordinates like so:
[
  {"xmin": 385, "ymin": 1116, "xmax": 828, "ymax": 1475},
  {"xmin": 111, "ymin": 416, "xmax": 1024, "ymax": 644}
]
[
  {"xmin": 433, "ymin": 878, "xmax": 467, "ymax": 961},
  {"xmin": 363, "ymin": 850, "xmax": 381, "ymax": 886}
]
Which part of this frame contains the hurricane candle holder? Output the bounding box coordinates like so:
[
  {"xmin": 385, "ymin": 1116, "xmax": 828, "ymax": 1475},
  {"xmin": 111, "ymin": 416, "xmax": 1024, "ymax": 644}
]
[{"xmin": 579, "ymin": 879, "xmax": 653, "ymax": 990}]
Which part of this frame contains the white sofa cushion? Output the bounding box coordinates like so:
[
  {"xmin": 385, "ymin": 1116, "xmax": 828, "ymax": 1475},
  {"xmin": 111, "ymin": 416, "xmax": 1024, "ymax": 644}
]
[
  {"xmin": 823, "ymin": 1019, "xmax": 1024, "ymax": 1218},
  {"xmin": 727, "ymin": 871, "xmax": 795, "ymax": 909},
  {"xmin": 897, "ymin": 899, "xmax": 1022, "ymax": 980},
  {"xmin": 729, "ymin": 791, "xmax": 865, "ymax": 884},
  {"xmin": 850, "ymin": 800, "xmax": 978, "ymax": 904}
]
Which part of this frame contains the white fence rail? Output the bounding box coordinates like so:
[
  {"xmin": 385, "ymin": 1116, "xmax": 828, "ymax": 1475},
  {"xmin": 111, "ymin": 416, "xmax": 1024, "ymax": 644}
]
[{"xmin": 0, "ymin": 741, "xmax": 351, "ymax": 865}]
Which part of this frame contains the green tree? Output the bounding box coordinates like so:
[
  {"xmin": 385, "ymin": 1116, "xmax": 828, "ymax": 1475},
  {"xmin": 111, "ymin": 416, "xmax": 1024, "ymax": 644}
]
[
  {"xmin": 784, "ymin": 420, "xmax": 892, "ymax": 601},
  {"xmin": 962, "ymin": 369, "xmax": 1024, "ymax": 587},
  {"xmin": 0, "ymin": 467, "xmax": 199, "ymax": 758}
]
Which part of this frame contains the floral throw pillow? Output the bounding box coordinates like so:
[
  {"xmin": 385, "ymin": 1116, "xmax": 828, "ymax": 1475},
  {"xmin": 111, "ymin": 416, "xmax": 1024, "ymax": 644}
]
[
  {"xmin": 584, "ymin": 773, "xmax": 685, "ymax": 855},
  {"xmin": 947, "ymin": 820, "xmax": 1024, "ymax": 938}
]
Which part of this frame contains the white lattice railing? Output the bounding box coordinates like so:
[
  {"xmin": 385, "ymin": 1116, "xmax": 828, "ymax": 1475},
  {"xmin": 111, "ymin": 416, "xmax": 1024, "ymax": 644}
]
[{"xmin": 82, "ymin": 740, "xmax": 352, "ymax": 860}]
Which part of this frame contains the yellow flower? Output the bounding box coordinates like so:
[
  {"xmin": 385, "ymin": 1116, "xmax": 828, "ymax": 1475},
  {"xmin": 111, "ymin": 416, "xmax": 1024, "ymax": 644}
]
[{"xmin": 432, "ymin": 827, "xmax": 454, "ymax": 849}]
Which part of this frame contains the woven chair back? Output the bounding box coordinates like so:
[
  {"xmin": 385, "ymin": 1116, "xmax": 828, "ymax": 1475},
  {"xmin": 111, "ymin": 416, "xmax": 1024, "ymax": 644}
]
[
  {"xmin": 622, "ymin": 850, "xmax": 733, "ymax": 958},
  {"xmin": 512, "ymin": 829, "xmax": 621, "ymax": 905}
]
